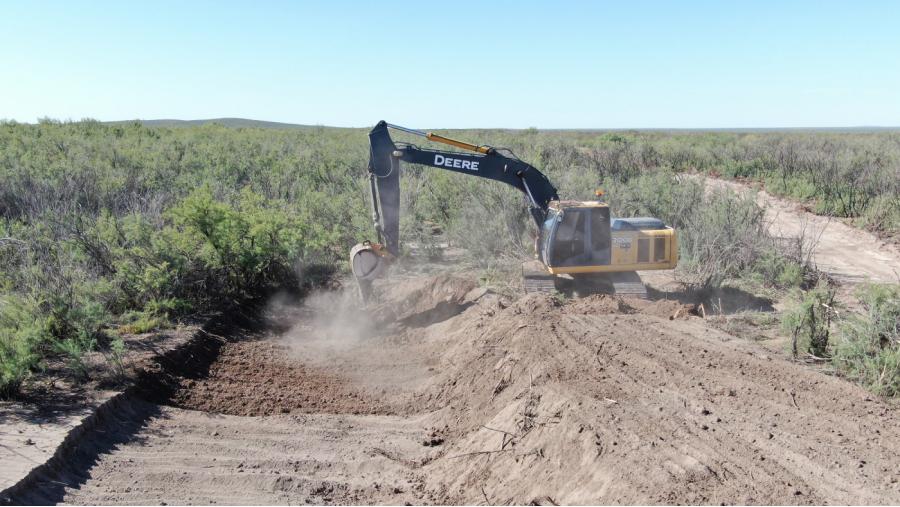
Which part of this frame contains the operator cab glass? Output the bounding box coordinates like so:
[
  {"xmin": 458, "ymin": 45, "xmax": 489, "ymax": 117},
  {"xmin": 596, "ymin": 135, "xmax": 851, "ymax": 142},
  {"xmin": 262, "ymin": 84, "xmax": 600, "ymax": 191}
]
[{"xmin": 541, "ymin": 206, "xmax": 611, "ymax": 267}]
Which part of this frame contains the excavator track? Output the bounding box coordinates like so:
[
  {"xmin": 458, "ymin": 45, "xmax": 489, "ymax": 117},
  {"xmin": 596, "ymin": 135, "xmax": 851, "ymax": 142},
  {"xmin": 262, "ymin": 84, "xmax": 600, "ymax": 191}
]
[
  {"xmin": 521, "ymin": 262, "xmax": 647, "ymax": 299},
  {"xmin": 523, "ymin": 275, "xmax": 557, "ymax": 293},
  {"xmin": 566, "ymin": 271, "xmax": 648, "ymax": 299},
  {"xmin": 607, "ymin": 271, "xmax": 648, "ymax": 299},
  {"xmin": 522, "ymin": 260, "xmax": 557, "ymax": 293}
]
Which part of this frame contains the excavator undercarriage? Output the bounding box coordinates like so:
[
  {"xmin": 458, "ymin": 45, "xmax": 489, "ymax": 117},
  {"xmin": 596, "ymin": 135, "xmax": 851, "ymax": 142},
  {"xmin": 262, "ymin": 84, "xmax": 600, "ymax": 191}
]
[{"xmin": 522, "ymin": 262, "xmax": 649, "ymax": 298}]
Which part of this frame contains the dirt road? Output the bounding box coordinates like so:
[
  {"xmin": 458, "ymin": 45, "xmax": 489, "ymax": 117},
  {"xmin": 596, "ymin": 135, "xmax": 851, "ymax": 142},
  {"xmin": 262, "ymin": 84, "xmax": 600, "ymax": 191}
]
[
  {"xmin": 704, "ymin": 177, "xmax": 900, "ymax": 285},
  {"xmin": 7, "ymin": 276, "xmax": 898, "ymax": 505}
]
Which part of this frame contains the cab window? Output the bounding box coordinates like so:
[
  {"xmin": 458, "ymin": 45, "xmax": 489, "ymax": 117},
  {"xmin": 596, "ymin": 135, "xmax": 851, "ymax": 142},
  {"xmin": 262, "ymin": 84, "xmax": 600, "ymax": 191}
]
[{"xmin": 551, "ymin": 209, "xmax": 586, "ymax": 266}]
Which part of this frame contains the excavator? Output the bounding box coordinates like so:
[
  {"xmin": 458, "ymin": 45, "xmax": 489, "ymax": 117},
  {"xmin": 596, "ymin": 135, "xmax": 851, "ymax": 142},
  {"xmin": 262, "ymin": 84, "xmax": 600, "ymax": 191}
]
[{"xmin": 350, "ymin": 121, "xmax": 677, "ymax": 299}]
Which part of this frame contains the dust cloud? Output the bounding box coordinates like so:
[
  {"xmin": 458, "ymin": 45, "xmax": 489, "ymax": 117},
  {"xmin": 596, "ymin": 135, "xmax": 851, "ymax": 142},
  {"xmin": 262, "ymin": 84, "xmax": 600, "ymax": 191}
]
[
  {"xmin": 266, "ymin": 284, "xmax": 376, "ymax": 359},
  {"xmin": 263, "ymin": 274, "xmax": 483, "ymax": 393}
]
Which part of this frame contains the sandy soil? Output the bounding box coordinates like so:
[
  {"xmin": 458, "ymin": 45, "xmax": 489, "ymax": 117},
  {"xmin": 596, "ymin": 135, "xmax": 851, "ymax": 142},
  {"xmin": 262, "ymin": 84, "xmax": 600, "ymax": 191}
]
[
  {"xmin": 0, "ymin": 324, "xmax": 202, "ymax": 493},
  {"xmin": 703, "ymin": 177, "xmax": 900, "ymax": 285},
  {"xmin": 170, "ymin": 340, "xmax": 392, "ymax": 416},
  {"xmin": 16, "ymin": 399, "xmax": 434, "ymax": 505},
  {"xmin": 8, "ymin": 275, "xmax": 898, "ymax": 505}
]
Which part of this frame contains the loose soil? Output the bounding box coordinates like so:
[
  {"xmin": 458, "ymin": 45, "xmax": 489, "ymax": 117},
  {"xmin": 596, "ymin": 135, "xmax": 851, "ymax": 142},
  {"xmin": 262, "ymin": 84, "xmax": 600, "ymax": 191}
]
[
  {"xmin": 8, "ymin": 274, "xmax": 899, "ymax": 505},
  {"xmin": 170, "ymin": 340, "xmax": 391, "ymax": 416}
]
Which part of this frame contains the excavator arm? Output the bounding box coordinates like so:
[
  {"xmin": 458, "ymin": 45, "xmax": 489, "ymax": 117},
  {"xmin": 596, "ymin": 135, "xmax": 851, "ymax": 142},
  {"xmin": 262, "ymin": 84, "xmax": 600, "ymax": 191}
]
[{"xmin": 366, "ymin": 120, "xmax": 559, "ymax": 256}]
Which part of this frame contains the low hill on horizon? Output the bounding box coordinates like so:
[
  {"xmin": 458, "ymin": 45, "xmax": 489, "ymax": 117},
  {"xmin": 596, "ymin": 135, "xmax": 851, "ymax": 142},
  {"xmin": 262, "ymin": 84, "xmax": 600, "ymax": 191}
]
[
  {"xmin": 105, "ymin": 117, "xmax": 321, "ymax": 129},
  {"xmin": 106, "ymin": 119, "xmax": 900, "ymax": 133}
]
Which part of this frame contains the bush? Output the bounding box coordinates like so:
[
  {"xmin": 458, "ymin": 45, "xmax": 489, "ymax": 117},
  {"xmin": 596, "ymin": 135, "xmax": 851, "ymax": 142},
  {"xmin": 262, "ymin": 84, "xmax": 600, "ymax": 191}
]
[
  {"xmin": 833, "ymin": 284, "xmax": 900, "ymax": 396},
  {"xmin": 781, "ymin": 284, "xmax": 837, "ymax": 358},
  {"xmin": 605, "ymin": 172, "xmax": 803, "ymax": 291},
  {"xmin": 856, "ymin": 194, "xmax": 900, "ymax": 234},
  {"xmin": 750, "ymin": 249, "xmax": 805, "ymax": 289},
  {"xmin": 764, "ymin": 174, "xmax": 818, "ymax": 202},
  {"xmin": 0, "ymin": 296, "xmax": 44, "ymax": 397},
  {"xmin": 446, "ymin": 181, "xmax": 532, "ymax": 267}
]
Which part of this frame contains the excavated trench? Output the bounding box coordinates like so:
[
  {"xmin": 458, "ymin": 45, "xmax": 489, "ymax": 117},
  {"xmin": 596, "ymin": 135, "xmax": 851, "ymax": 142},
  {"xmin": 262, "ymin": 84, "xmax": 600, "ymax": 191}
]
[
  {"xmin": 4, "ymin": 278, "xmax": 476, "ymax": 506},
  {"xmin": 6, "ymin": 274, "xmax": 900, "ymax": 505}
]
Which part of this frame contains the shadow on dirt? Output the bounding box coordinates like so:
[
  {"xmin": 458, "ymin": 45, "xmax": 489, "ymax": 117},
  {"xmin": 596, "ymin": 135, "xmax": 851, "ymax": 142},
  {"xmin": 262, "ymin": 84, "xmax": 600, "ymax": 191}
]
[
  {"xmin": 0, "ymin": 387, "xmax": 93, "ymax": 427},
  {"xmin": 396, "ymin": 300, "xmax": 476, "ymax": 328},
  {"xmin": 648, "ymin": 285, "xmax": 775, "ymax": 315},
  {"xmin": 133, "ymin": 304, "xmax": 271, "ymax": 405},
  {"xmin": 1, "ymin": 398, "xmax": 161, "ymax": 505}
]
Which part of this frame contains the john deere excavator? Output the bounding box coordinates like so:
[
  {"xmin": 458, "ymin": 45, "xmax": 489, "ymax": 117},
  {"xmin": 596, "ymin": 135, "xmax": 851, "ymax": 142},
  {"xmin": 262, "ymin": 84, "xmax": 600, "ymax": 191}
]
[{"xmin": 350, "ymin": 121, "xmax": 677, "ymax": 299}]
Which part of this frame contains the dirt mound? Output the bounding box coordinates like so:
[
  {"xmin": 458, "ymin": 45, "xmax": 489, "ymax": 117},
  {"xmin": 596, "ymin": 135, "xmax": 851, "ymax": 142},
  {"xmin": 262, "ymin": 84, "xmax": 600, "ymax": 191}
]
[
  {"xmin": 371, "ymin": 274, "xmax": 480, "ymax": 327},
  {"xmin": 170, "ymin": 340, "xmax": 390, "ymax": 416},
  {"xmin": 382, "ymin": 292, "xmax": 900, "ymax": 504}
]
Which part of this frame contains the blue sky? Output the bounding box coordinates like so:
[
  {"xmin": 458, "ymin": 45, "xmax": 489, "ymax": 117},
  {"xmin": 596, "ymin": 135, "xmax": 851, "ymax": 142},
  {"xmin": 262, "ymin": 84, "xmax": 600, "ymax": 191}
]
[{"xmin": 1, "ymin": 1, "xmax": 898, "ymax": 128}]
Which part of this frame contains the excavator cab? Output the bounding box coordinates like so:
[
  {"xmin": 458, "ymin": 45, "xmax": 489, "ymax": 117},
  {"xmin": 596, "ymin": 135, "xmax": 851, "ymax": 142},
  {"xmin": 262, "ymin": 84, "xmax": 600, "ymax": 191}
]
[
  {"xmin": 538, "ymin": 201, "xmax": 677, "ymax": 272},
  {"xmin": 526, "ymin": 200, "xmax": 677, "ymax": 296},
  {"xmin": 540, "ymin": 203, "xmax": 611, "ymax": 267}
]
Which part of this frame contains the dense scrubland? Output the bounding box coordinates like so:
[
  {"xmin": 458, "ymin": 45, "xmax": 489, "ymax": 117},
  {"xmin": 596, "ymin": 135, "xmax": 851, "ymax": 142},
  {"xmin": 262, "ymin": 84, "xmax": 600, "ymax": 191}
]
[{"xmin": 1, "ymin": 119, "xmax": 898, "ymax": 397}]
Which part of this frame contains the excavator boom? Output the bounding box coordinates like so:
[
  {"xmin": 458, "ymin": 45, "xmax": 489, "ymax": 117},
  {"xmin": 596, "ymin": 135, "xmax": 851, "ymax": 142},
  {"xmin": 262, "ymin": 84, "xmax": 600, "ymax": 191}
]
[{"xmin": 367, "ymin": 121, "xmax": 558, "ymax": 256}]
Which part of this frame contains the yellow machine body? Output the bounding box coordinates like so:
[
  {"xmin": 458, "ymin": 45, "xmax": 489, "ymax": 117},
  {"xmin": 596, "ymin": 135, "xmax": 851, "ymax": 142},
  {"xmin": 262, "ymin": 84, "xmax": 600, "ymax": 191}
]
[{"xmin": 537, "ymin": 201, "xmax": 678, "ymax": 275}]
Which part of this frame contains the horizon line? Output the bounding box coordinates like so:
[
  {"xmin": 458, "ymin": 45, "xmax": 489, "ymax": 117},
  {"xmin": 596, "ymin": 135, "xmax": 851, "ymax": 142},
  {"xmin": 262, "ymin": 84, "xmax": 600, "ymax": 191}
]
[{"xmin": 4, "ymin": 116, "xmax": 900, "ymax": 131}]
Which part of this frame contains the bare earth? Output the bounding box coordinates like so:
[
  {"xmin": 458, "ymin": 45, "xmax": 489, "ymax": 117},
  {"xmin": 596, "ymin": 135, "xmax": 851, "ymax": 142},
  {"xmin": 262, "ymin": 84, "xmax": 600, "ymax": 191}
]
[
  {"xmin": 3, "ymin": 180, "xmax": 900, "ymax": 505},
  {"xmin": 6, "ymin": 275, "xmax": 899, "ymax": 505}
]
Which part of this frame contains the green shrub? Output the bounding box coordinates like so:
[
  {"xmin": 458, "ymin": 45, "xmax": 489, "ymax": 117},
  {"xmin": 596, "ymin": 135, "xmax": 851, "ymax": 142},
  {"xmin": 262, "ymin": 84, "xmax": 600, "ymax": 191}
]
[
  {"xmin": 764, "ymin": 174, "xmax": 818, "ymax": 202},
  {"xmin": 781, "ymin": 284, "xmax": 837, "ymax": 358},
  {"xmin": 117, "ymin": 310, "xmax": 168, "ymax": 335},
  {"xmin": 0, "ymin": 296, "xmax": 44, "ymax": 397},
  {"xmin": 446, "ymin": 181, "xmax": 532, "ymax": 267},
  {"xmin": 856, "ymin": 194, "xmax": 900, "ymax": 234},
  {"xmin": 104, "ymin": 334, "xmax": 128, "ymax": 381},
  {"xmin": 51, "ymin": 333, "xmax": 96, "ymax": 382},
  {"xmin": 833, "ymin": 284, "xmax": 900, "ymax": 396},
  {"xmin": 750, "ymin": 249, "xmax": 804, "ymax": 289},
  {"xmin": 719, "ymin": 158, "xmax": 770, "ymax": 179}
]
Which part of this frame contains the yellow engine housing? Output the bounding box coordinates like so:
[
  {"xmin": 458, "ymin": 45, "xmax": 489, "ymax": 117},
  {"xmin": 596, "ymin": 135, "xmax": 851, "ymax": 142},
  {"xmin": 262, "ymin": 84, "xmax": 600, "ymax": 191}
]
[{"xmin": 547, "ymin": 227, "xmax": 677, "ymax": 275}]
